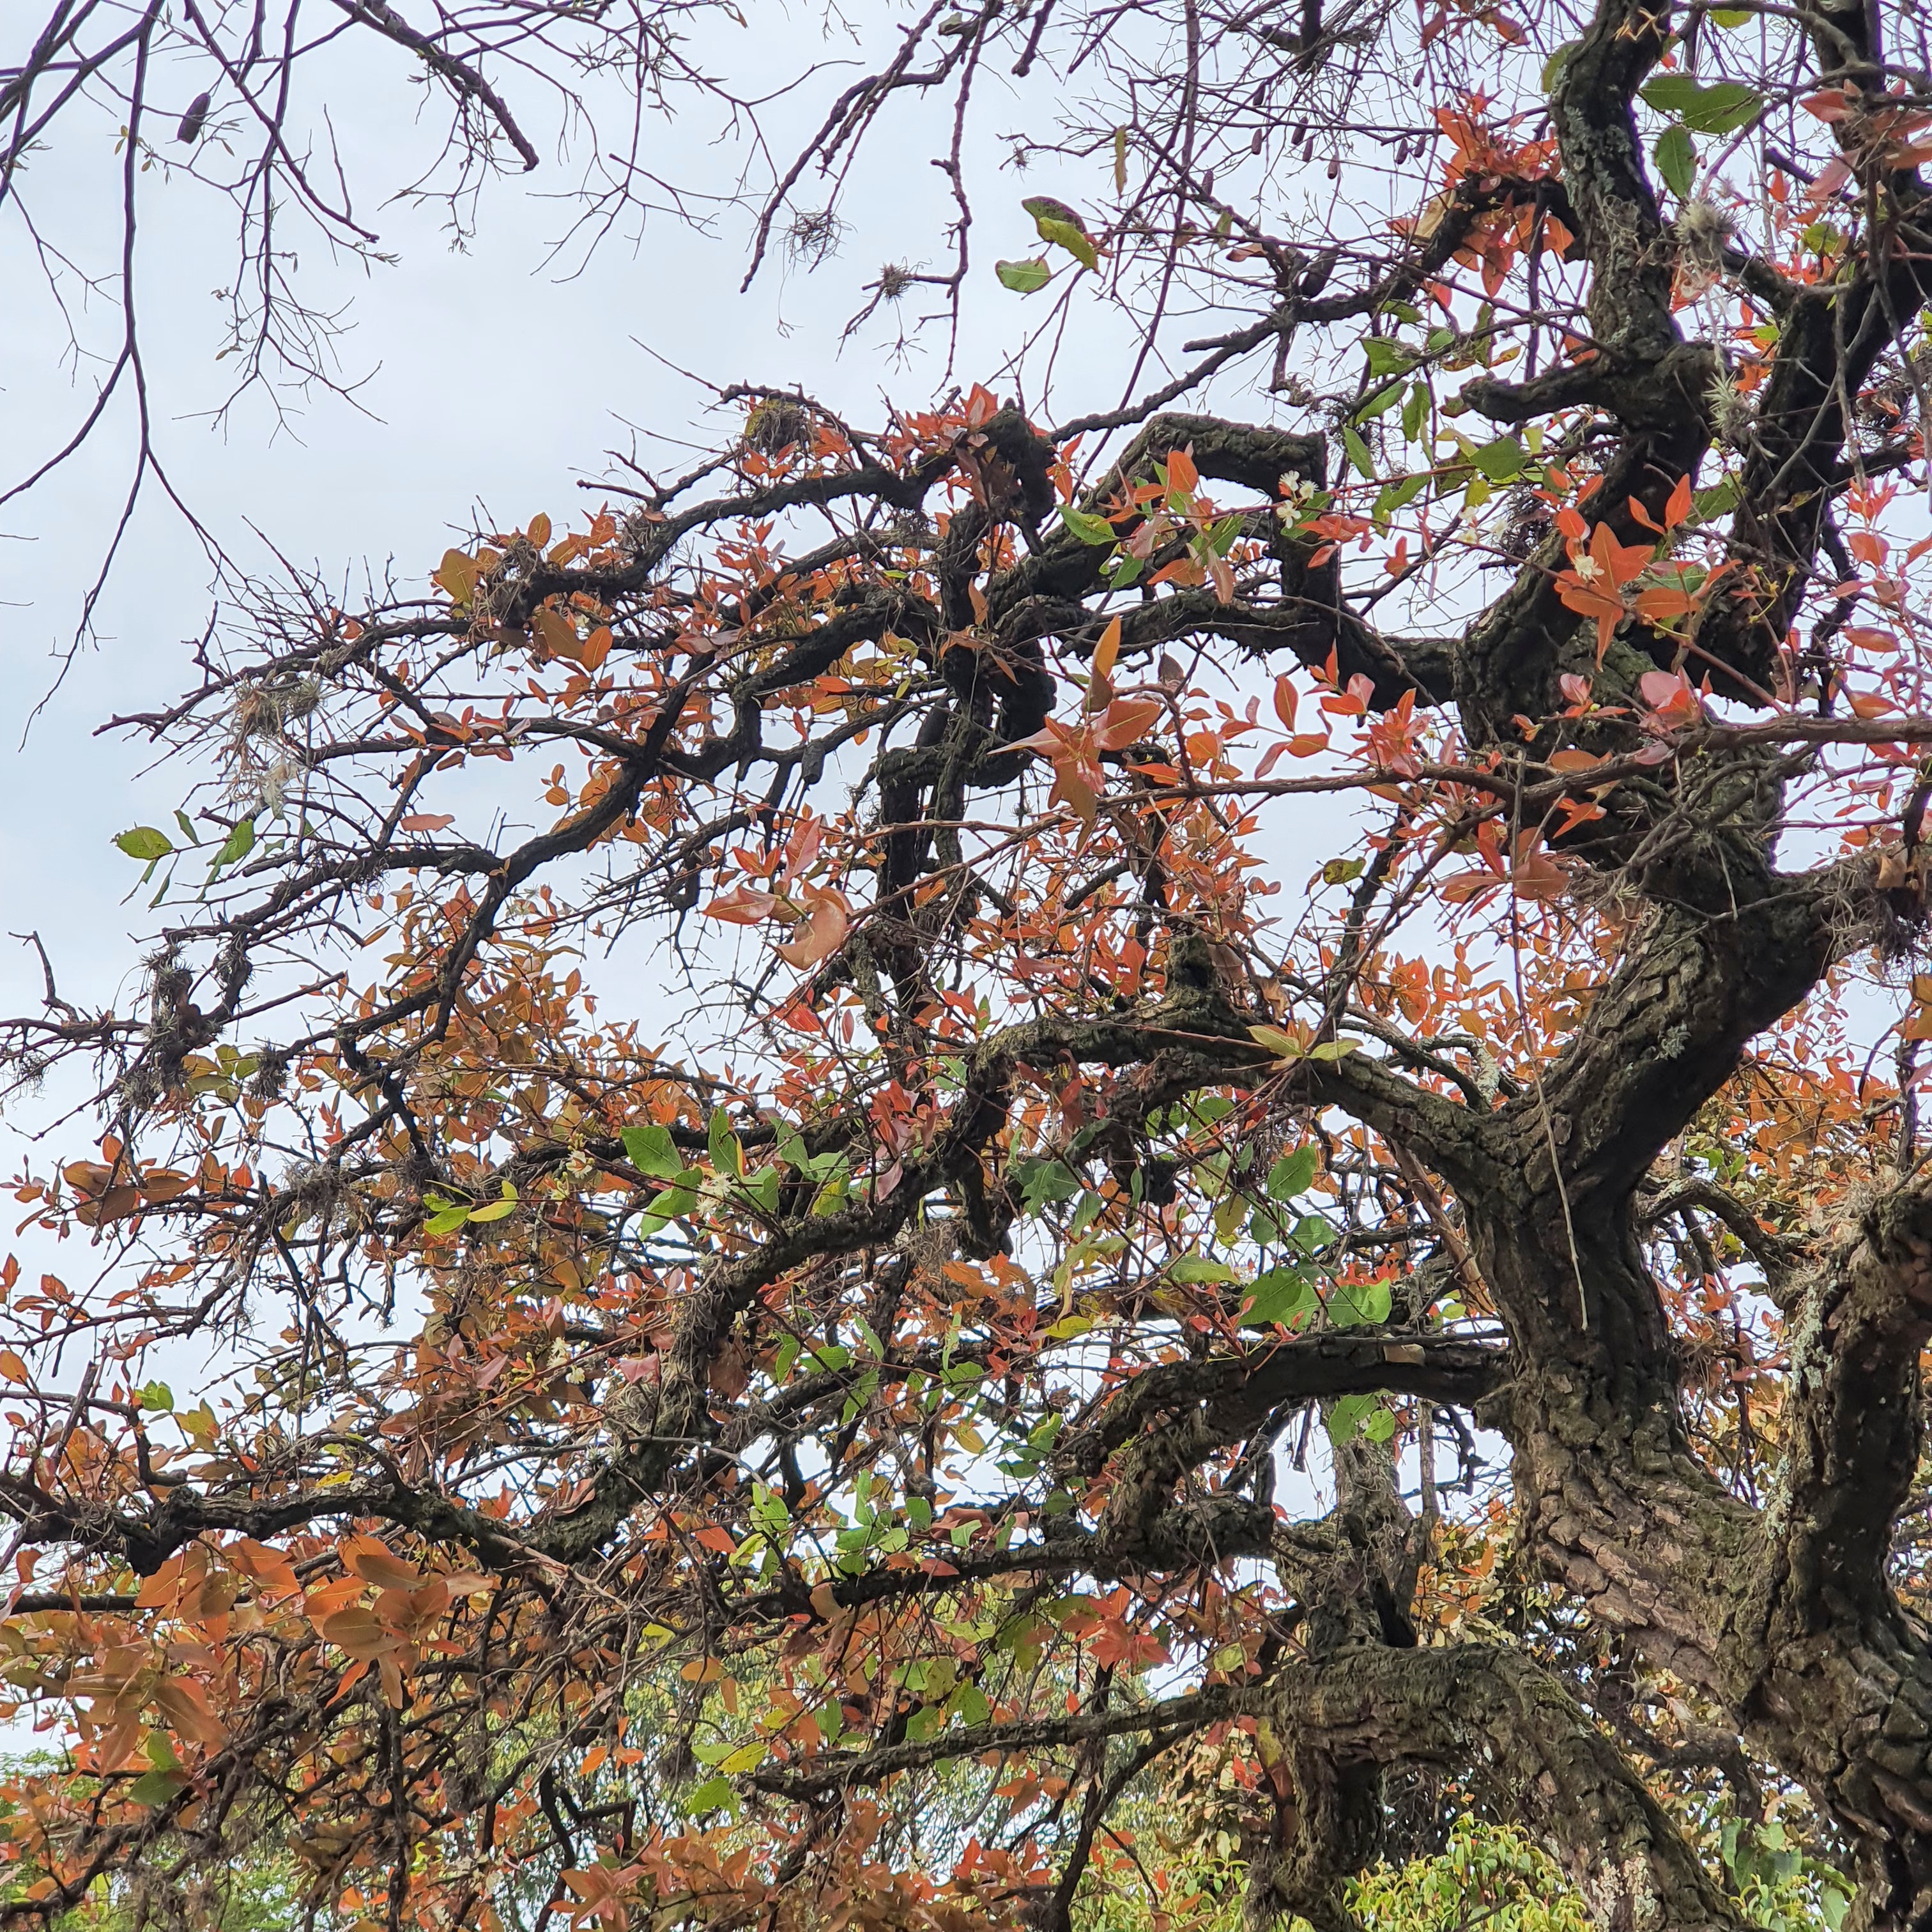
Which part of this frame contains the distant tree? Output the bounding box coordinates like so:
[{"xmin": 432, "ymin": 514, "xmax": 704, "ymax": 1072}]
[{"xmin": 8, "ymin": 0, "xmax": 1932, "ymax": 1929}]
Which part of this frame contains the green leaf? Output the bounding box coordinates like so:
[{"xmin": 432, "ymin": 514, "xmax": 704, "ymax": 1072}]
[
  {"xmin": 1266, "ymin": 1145, "xmax": 1319, "ymax": 1202},
  {"xmin": 1471, "ymin": 436, "xmax": 1526, "ymax": 481},
  {"xmin": 1361, "ymin": 1403, "xmax": 1399, "ymax": 1443},
  {"xmin": 708, "ymin": 1107, "xmax": 742, "ymax": 1176},
  {"xmin": 643, "ymin": 1182, "xmax": 699, "ymax": 1228},
  {"xmin": 128, "ymin": 1768, "xmax": 188, "ymax": 1807},
  {"xmin": 682, "ymin": 1775, "xmax": 737, "ymax": 1818},
  {"xmin": 1322, "ymin": 856, "xmax": 1366, "ymax": 885},
  {"xmin": 212, "ymin": 817, "xmax": 256, "ymax": 870},
  {"xmin": 1291, "ymin": 1212, "xmax": 1335, "ymax": 1255},
  {"xmin": 139, "ymin": 1381, "xmax": 174, "ymax": 1413},
  {"xmin": 1639, "ymin": 73, "xmax": 1762, "ymax": 135},
  {"xmin": 1342, "ymin": 425, "xmax": 1375, "ymax": 480},
  {"xmin": 115, "ymin": 827, "xmax": 174, "ymax": 862},
  {"xmin": 1400, "ymin": 383, "xmax": 1429, "ymax": 443},
  {"xmin": 1059, "ymin": 505, "xmax": 1118, "ymax": 546},
  {"xmin": 1326, "ymin": 1276, "xmax": 1393, "ymax": 1327},
  {"xmin": 1248, "ymin": 1024, "xmax": 1305, "ymax": 1061},
  {"xmin": 1034, "ymin": 215, "xmax": 1098, "ymax": 270},
  {"xmin": 468, "ymin": 1183, "xmax": 518, "ymax": 1223},
  {"xmin": 1653, "ymin": 123, "xmax": 1698, "ymax": 199},
  {"xmin": 1372, "ymin": 472, "xmax": 1428, "ymax": 528},
  {"xmin": 1019, "ymin": 1158, "xmax": 1081, "ymax": 1213},
  {"xmin": 1170, "ymin": 1255, "xmax": 1238, "ymax": 1285},
  {"xmin": 740, "ymin": 1165, "xmax": 783, "ymax": 1215},
  {"xmin": 1325, "ymin": 1392, "xmax": 1378, "ymax": 1442},
  {"xmin": 1693, "ymin": 475, "xmax": 1740, "ymax": 523},
  {"xmin": 173, "ymin": 809, "xmax": 200, "ymax": 848},
  {"xmin": 1541, "ymin": 38, "xmax": 1581, "ymax": 93},
  {"xmin": 996, "ymin": 256, "xmax": 1052, "ymax": 294},
  {"xmin": 950, "ymin": 1682, "xmax": 992, "ymax": 1726},
  {"xmin": 1362, "ymin": 337, "xmax": 1417, "ymax": 379},
  {"xmin": 424, "ymin": 1204, "xmax": 471, "ymax": 1235},
  {"xmin": 622, "ymin": 1123, "xmax": 684, "ymax": 1179},
  {"xmin": 1307, "ymin": 1038, "xmax": 1362, "ymax": 1062},
  {"xmin": 1243, "ymin": 1266, "xmax": 1314, "ymax": 1326},
  {"xmin": 1710, "ymin": 5, "xmax": 1750, "ymax": 21}
]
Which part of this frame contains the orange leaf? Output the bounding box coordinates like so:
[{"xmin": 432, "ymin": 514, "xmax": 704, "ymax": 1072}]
[
  {"xmin": 774, "ymin": 890, "xmax": 852, "ymax": 969},
  {"xmin": 227, "ymin": 1540, "xmax": 298, "ymax": 1598},
  {"xmin": 1095, "ymin": 696, "xmax": 1163, "ymax": 753},
  {"xmin": 1554, "ymin": 573, "xmax": 1625, "ymax": 662},
  {"xmin": 1091, "ymin": 615, "xmax": 1122, "ymax": 683},
  {"xmin": 75, "ymin": 1186, "xmax": 141, "ymax": 1227},
  {"xmin": 434, "ymin": 549, "xmax": 478, "ymax": 603},
  {"xmin": 703, "ymin": 885, "xmax": 780, "ymax": 925},
  {"xmin": 320, "ymin": 1606, "xmax": 404, "ymax": 1660},
  {"xmin": 136, "ymin": 1555, "xmax": 186, "ymax": 1609},
  {"xmin": 1165, "ymin": 447, "xmax": 1199, "ymax": 493},
  {"xmin": 153, "ymin": 1678, "xmax": 226, "ymax": 1747},
  {"xmin": 342, "ymin": 1534, "xmax": 423, "ymax": 1592},
  {"xmin": 533, "ymin": 608, "xmax": 578, "ymax": 659},
  {"xmin": 1590, "ymin": 521, "xmax": 1652, "ymax": 590},
  {"xmin": 1508, "ymin": 848, "xmax": 1569, "ymax": 902}
]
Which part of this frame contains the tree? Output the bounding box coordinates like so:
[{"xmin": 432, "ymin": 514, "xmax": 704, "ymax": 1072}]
[{"xmin": 9, "ymin": 0, "xmax": 1932, "ymax": 1926}]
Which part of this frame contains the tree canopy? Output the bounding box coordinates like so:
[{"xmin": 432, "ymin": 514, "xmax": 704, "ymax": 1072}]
[{"xmin": 8, "ymin": 0, "xmax": 1932, "ymax": 1929}]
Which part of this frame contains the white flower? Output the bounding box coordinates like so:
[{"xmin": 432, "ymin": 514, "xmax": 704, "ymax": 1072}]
[{"xmin": 1275, "ymin": 471, "xmax": 1320, "ymax": 519}]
